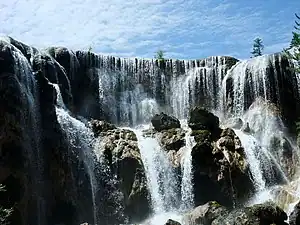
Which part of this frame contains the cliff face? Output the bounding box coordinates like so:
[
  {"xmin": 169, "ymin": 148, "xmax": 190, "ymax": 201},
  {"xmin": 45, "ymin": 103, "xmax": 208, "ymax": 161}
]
[{"xmin": 0, "ymin": 37, "xmax": 299, "ymax": 225}]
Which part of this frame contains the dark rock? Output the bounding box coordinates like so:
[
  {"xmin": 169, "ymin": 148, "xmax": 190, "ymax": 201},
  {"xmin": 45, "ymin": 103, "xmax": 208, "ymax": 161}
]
[
  {"xmin": 96, "ymin": 128, "xmax": 150, "ymax": 222},
  {"xmin": 165, "ymin": 219, "xmax": 181, "ymax": 225},
  {"xmin": 188, "ymin": 107, "xmax": 220, "ymax": 135},
  {"xmin": 183, "ymin": 201, "xmax": 228, "ymax": 225},
  {"xmin": 242, "ymin": 122, "xmax": 251, "ymax": 133},
  {"xmin": 192, "ymin": 127, "xmax": 253, "ymax": 208},
  {"xmin": 212, "ymin": 201, "xmax": 288, "ymax": 225},
  {"xmin": 158, "ymin": 128, "xmax": 185, "ymax": 151},
  {"xmin": 151, "ymin": 113, "xmax": 180, "ymax": 131},
  {"xmin": 89, "ymin": 119, "xmax": 117, "ymax": 137},
  {"xmin": 289, "ymin": 200, "xmax": 300, "ymax": 225}
]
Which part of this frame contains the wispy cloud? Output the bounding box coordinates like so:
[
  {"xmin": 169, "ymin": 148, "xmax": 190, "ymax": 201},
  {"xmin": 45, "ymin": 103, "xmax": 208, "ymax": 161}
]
[{"xmin": 0, "ymin": 0, "xmax": 299, "ymax": 59}]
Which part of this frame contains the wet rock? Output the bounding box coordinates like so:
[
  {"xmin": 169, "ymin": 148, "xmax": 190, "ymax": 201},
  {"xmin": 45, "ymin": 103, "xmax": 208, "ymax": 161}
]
[
  {"xmin": 89, "ymin": 119, "xmax": 117, "ymax": 137},
  {"xmin": 289, "ymin": 200, "xmax": 300, "ymax": 225},
  {"xmin": 191, "ymin": 112, "xmax": 253, "ymax": 208},
  {"xmin": 96, "ymin": 128, "xmax": 150, "ymax": 222},
  {"xmin": 151, "ymin": 113, "xmax": 180, "ymax": 131},
  {"xmin": 165, "ymin": 219, "xmax": 181, "ymax": 225},
  {"xmin": 158, "ymin": 128, "xmax": 185, "ymax": 151},
  {"xmin": 183, "ymin": 201, "xmax": 228, "ymax": 225},
  {"xmin": 242, "ymin": 122, "xmax": 251, "ymax": 133},
  {"xmin": 212, "ymin": 201, "xmax": 288, "ymax": 225},
  {"xmin": 188, "ymin": 107, "xmax": 220, "ymax": 135}
]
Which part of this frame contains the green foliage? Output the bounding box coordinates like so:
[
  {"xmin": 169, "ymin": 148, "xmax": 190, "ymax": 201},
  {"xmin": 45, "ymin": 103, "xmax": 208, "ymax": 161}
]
[
  {"xmin": 284, "ymin": 13, "xmax": 300, "ymax": 73},
  {"xmin": 88, "ymin": 46, "xmax": 93, "ymax": 52},
  {"xmin": 0, "ymin": 185, "xmax": 12, "ymax": 225},
  {"xmin": 251, "ymin": 38, "xmax": 264, "ymax": 57},
  {"xmin": 155, "ymin": 50, "xmax": 165, "ymax": 62}
]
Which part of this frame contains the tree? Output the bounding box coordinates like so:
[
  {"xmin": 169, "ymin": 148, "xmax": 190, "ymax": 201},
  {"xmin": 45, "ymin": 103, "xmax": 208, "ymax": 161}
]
[
  {"xmin": 251, "ymin": 38, "xmax": 264, "ymax": 57},
  {"xmin": 0, "ymin": 184, "xmax": 12, "ymax": 225},
  {"xmin": 284, "ymin": 13, "xmax": 300, "ymax": 73},
  {"xmin": 155, "ymin": 50, "xmax": 165, "ymax": 62}
]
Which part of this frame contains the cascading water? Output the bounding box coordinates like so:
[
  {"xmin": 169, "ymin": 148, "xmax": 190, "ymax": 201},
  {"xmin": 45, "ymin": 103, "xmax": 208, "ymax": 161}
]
[
  {"xmin": 170, "ymin": 56, "xmax": 230, "ymax": 119},
  {"xmin": 51, "ymin": 83, "xmax": 99, "ymax": 225},
  {"xmin": 133, "ymin": 125, "xmax": 180, "ymax": 214},
  {"xmin": 11, "ymin": 45, "xmax": 46, "ymax": 225},
  {"xmin": 180, "ymin": 122, "xmax": 196, "ymax": 211}
]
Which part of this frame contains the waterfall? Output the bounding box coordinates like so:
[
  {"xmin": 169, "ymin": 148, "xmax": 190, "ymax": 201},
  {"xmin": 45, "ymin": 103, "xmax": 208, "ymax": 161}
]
[
  {"xmin": 11, "ymin": 45, "xmax": 46, "ymax": 225},
  {"xmin": 133, "ymin": 125, "xmax": 180, "ymax": 214},
  {"xmin": 180, "ymin": 122, "xmax": 196, "ymax": 210},
  {"xmin": 51, "ymin": 83, "xmax": 99, "ymax": 225},
  {"xmin": 170, "ymin": 56, "xmax": 229, "ymax": 119}
]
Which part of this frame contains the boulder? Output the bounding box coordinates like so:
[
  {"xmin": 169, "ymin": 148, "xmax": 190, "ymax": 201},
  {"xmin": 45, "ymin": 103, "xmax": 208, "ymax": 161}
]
[
  {"xmin": 89, "ymin": 119, "xmax": 117, "ymax": 137},
  {"xmin": 158, "ymin": 128, "xmax": 186, "ymax": 152},
  {"xmin": 188, "ymin": 107, "xmax": 220, "ymax": 135},
  {"xmin": 151, "ymin": 113, "xmax": 180, "ymax": 131},
  {"xmin": 95, "ymin": 128, "xmax": 150, "ymax": 222},
  {"xmin": 183, "ymin": 201, "xmax": 228, "ymax": 225},
  {"xmin": 289, "ymin": 200, "xmax": 300, "ymax": 225},
  {"xmin": 165, "ymin": 219, "xmax": 181, "ymax": 225},
  {"xmin": 212, "ymin": 201, "xmax": 288, "ymax": 225},
  {"xmin": 192, "ymin": 125, "xmax": 253, "ymax": 207}
]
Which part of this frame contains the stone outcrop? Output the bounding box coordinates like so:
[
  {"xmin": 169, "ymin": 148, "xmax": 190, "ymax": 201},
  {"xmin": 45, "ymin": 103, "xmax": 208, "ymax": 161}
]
[
  {"xmin": 165, "ymin": 219, "xmax": 181, "ymax": 225},
  {"xmin": 182, "ymin": 201, "xmax": 228, "ymax": 225},
  {"xmin": 92, "ymin": 122, "xmax": 150, "ymax": 222},
  {"xmin": 151, "ymin": 112, "xmax": 181, "ymax": 131},
  {"xmin": 188, "ymin": 107, "xmax": 220, "ymax": 136},
  {"xmin": 189, "ymin": 109, "xmax": 253, "ymax": 208},
  {"xmin": 212, "ymin": 201, "xmax": 288, "ymax": 225},
  {"xmin": 289, "ymin": 200, "xmax": 300, "ymax": 225}
]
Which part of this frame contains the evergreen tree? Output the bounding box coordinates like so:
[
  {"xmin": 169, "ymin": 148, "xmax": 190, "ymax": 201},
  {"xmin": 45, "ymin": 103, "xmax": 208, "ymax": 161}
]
[
  {"xmin": 251, "ymin": 38, "xmax": 264, "ymax": 57},
  {"xmin": 284, "ymin": 13, "xmax": 300, "ymax": 73},
  {"xmin": 155, "ymin": 50, "xmax": 165, "ymax": 62}
]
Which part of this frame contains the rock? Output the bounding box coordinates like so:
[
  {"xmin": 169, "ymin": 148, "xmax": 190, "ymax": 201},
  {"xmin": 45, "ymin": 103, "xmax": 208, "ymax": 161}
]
[
  {"xmin": 89, "ymin": 119, "xmax": 117, "ymax": 137},
  {"xmin": 192, "ymin": 126, "xmax": 253, "ymax": 208},
  {"xmin": 183, "ymin": 201, "xmax": 228, "ymax": 225},
  {"xmin": 226, "ymin": 117, "xmax": 243, "ymax": 129},
  {"xmin": 96, "ymin": 128, "xmax": 150, "ymax": 222},
  {"xmin": 158, "ymin": 128, "xmax": 185, "ymax": 151},
  {"xmin": 188, "ymin": 107, "xmax": 220, "ymax": 135},
  {"xmin": 151, "ymin": 113, "xmax": 180, "ymax": 131},
  {"xmin": 212, "ymin": 201, "xmax": 288, "ymax": 225},
  {"xmin": 242, "ymin": 122, "xmax": 251, "ymax": 133},
  {"xmin": 165, "ymin": 219, "xmax": 181, "ymax": 225},
  {"xmin": 289, "ymin": 201, "xmax": 300, "ymax": 225}
]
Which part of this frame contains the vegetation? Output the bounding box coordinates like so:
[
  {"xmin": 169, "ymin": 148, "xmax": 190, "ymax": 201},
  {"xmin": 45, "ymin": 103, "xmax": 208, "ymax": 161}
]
[
  {"xmin": 0, "ymin": 184, "xmax": 12, "ymax": 225},
  {"xmin": 284, "ymin": 13, "xmax": 300, "ymax": 73},
  {"xmin": 155, "ymin": 50, "xmax": 165, "ymax": 62},
  {"xmin": 251, "ymin": 38, "xmax": 264, "ymax": 57}
]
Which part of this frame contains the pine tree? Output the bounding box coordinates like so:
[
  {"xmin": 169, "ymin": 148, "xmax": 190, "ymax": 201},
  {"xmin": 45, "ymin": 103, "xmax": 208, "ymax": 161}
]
[
  {"xmin": 251, "ymin": 38, "xmax": 264, "ymax": 57},
  {"xmin": 285, "ymin": 13, "xmax": 300, "ymax": 73},
  {"xmin": 155, "ymin": 50, "xmax": 165, "ymax": 62}
]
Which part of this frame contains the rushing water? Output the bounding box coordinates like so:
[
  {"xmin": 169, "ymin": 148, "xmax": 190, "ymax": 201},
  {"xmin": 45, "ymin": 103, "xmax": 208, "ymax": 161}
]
[
  {"xmin": 133, "ymin": 125, "xmax": 180, "ymax": 214},
  {"xmin": 52, "ymin": 83, "xmax": 99, "ymax": 224},
  {"xmin": 180, "ymin": 122, "xmax": 196, "ymax": 211},
  {"xmin": 10, "ymin": 45, "xmax": 46, "ymax": 225}
]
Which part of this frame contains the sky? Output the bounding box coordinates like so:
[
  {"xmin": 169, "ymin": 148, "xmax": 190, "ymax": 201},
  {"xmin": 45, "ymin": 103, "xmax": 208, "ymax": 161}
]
[{"xmin": 0, "ymin": 0, "xmax": 299, "ymax": 60}]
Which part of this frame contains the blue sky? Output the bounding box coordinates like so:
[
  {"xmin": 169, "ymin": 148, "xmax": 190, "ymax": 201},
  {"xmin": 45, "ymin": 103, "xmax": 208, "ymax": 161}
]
[{"xmin": 0, "ymin": 0, "xmax": 299, "ymax": 60}]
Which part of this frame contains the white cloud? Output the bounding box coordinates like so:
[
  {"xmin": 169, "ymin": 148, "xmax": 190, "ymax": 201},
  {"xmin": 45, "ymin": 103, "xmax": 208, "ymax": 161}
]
[{"xmin": 0, "ymin": 0, "xmax": 298, "ymax": 59}]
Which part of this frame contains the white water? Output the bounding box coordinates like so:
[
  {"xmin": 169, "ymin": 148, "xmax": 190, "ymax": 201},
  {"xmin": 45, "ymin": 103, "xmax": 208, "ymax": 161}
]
[
  {"xmin": 52, "ymin": 83, "xmax": 99, "ymax": 225},
  {"xmin": 134, "ymin": 125, "xmax": 180, "ymax": 214},
  {"xmin": 180, "ymin": 122, "xmax": 196, "ymax": 210},
  {"xmin": 9, "ymin": 43, "xmax": 46, "ymax": 225}
]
